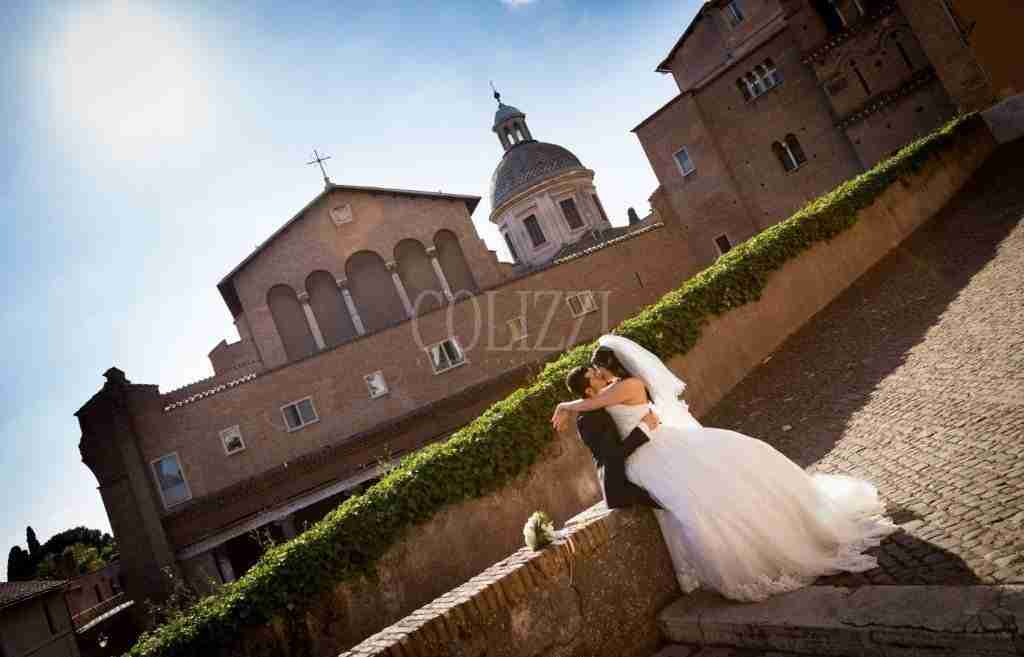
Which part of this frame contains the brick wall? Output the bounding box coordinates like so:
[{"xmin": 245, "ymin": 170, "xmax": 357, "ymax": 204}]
[
  {"xmin": 231, "ymin": 189, "xmax": 506, "ymax": 369},
  {"xmin": 636, "ymin": 1, "xmax": 976, "ymax": 275},
  {"xmin": 123, "ymin": 225, "xmax": 695, "ymax": 547},
  {"xmin": 339, "ymin": 505, "xmax": 677, "ymax": 657}
]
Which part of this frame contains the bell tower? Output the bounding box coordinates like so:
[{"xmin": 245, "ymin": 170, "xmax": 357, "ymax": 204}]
[{"xmin": 491, "ymin": 87, "xmax": 534, "ymax": 151}]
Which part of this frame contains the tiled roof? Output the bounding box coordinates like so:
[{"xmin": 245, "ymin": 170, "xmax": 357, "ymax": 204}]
[
  {"xmin": 550, "ymin": 226, "xmax": 635, "ymax": 261},
  {"xmin": 552, "ymin": 222, "xmax": 662, "ymax": 264},
  {"xmin": 163, "ymin": 371, "xmax": 260, "ymax": 412},
  {"xmin": 0, "ymin": 581, "xmax": 65, "ymax": 609},
  {"xmin": 490, "ymin": 141, "xmax": 585, "ymax": 210}
]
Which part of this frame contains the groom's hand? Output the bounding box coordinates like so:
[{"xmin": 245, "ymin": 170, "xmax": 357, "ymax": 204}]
[{"xmin": 641, "ymin": 410, "xmax": 660, "ymax": 432}]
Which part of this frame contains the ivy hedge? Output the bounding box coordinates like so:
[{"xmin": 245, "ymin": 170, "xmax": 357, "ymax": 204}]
[{"xmin": 126, "ymin": 113, "xmax": 980, "ymax": 657}]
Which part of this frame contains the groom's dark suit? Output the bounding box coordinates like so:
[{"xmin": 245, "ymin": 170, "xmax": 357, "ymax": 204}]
[{"xmin": 576, "ymin": 410, "xmax": 661, "ymax": 510}]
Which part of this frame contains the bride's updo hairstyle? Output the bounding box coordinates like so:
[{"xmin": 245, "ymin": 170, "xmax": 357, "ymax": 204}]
[{"xmin": 591, "ymin": 346, "xmax": 631, "ymax": 379}]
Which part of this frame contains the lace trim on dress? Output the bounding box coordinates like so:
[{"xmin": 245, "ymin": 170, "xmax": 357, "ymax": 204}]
[{"xmin": 681, "ymin": 513, "xmax": 898, "ymax": 603}]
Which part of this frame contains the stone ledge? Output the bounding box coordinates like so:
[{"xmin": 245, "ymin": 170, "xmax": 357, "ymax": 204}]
[
  {"xmin": 660, "ymin": 585, "xmax": 1024, "ymax": 656},
  {"xmin": 339, "ymin": 503, "xmax": 678, "ymax": 657}
]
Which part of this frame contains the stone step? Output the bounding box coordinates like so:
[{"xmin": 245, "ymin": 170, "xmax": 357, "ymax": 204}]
[{"xmin": 658, "ymin": 585, "xmax": 1024, "ymax": 656}]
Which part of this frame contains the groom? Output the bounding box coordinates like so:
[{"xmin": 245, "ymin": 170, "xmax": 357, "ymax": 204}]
[{"xmin": 563, "ymin": 364, "xmax": 662, "ymax": 510}]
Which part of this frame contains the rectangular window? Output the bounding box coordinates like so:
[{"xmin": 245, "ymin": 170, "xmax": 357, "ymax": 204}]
[
  {"xmin": 566, "ymin": 291, "xmax": 597, "ymax": 317},
  {"xmin": 219, "ymin": 425, "xmax": 245, "ymax": 455},
  {"xmin": 715, "ymin": 234, "xmax": 733, "ymax": 255},
  {"xmin": 151, "ymin": 453, "xmax": 192, "ymax": 508},
  {"xmin": 559, "ymin": 198, "xmax": 584, "ymax": 230},
  {"xmin": 523, "ymin": 214, "xmax": 546, "ymax": 247},
  {"xmin": 364, "ymin": 370, "xmax": 389, "ymax": 398},
  {"xmin": 427, "ymin": 338, "xmax": 465, "ymax": 374},
  {"xmin": 507, "ymin": 316, "xmax": 527, "ymax": 342},
  {"xmin": 503, "ymin": 232, "xmax": 519, "ymax": 263},
  {"xmin": 282, "ymin": 397, "xmax": 318, "ymax": 432},
  {"xmin": 674, "ymin": 147, "xmax": 695, "ymax": 177},
  {"xmin": 591, "ymin": 194, "xmax": 609, "ymax": 224},
  {"xmin": 725, "ymin": 1, "xmax": 744, "ymax": 26}
]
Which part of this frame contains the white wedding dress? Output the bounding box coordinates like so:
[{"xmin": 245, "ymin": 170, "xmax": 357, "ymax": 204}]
[{"xmin": 597, "ymin": 335, "xmax": 897, "ymax": 602}]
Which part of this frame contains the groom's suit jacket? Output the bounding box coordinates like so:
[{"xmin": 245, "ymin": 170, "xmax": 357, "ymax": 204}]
[{"xmin": 576, "ymin": 410, "xmax": 661, "ymax": 510}]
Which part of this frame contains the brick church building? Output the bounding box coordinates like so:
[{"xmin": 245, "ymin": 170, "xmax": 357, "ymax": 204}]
[
  {"xmin": 634, "ymin": 0, "xmax": 994, "ymax": 270},
  {"xmin": 75, "ymin": 96, "xmax": 687, "ymax": 608}
]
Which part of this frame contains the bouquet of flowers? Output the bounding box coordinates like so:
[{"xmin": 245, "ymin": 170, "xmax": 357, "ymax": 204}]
[{"xmin": 523, "ymin": 511, "xmax": 556, "ymax": 550}]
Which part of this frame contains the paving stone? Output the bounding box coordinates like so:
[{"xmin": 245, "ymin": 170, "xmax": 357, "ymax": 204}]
[{"xmin": 701, "ymin": 141, "xmax": 1024, "ymax": 588}]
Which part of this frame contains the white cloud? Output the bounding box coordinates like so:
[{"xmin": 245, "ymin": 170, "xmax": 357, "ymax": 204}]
[{"xmin": 501, "ymin": 0, "xmax": 537, "ymax": 7}]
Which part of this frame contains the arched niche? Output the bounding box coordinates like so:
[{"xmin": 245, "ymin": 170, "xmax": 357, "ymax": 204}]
[
  {"xmin": 394, "ymin": 239, "xmax": 445, "ymax": 315},
  {"xmin": 267, "ymin": 285, "xmax": 316, "ymax": 362},
  {"xmin": 344, "ymin": 250, "xmax": 407, "ymax": 333},
  {"xmin": 434, "ymin": 230, "xmax": 478, "ymax": 298},
  {"xmin": 306, "ymin": 270, "xmax": 357, "ymax": 347}
]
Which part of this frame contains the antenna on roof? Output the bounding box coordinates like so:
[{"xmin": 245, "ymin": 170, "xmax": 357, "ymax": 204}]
[{"xmin": 490, "ymin": 80, "xmax": 501, "ymax": 105}]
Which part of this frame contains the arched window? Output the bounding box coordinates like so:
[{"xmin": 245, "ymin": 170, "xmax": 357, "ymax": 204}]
[
  {"xmin": 434, "ymin": 230, "xmax": 479, "ymax": 297},
  {"xmin": 306, "ymin": 270, "xmax": 357, "ymax": 347},
  {"xmin": 724, "ymin": 1, "xmax": 744, "ymax": 26},
  {"xmin": 267, "ymin": 285, "xmax": 317, "ymax": 362},
  {"xmin": 345, "ymin": 251, "xmax": 407, "ymax": 333},
  {"xmin": 737, "ymin": 77, "xmax": 753, "ymax": 101},
  {"xmin": 754, "ymin": 64, "xmax": 768, "ymax": 85},
  {"xmin": 772, "ymin": 141, "xmax": 794, "ymax": 171},
  {"xmin": 506, "ymin": 127, "xmax": 516, "ymax": 145},
  {"xmin": 746, "ymin": 71, "xmax": 764, "ymax": 96},
  {"xmin": 395, "ymin": 239, "xmax": 445, "ymax": 315},
  {"xmin": 774, "ymin": 135, "xmax": 807, "ymax": 172},
  {"xmin": 785, "ymin": 134, "xmax": 807, "ymax": 166}
]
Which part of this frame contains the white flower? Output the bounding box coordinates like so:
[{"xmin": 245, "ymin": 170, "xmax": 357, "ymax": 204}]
[{"xmin": 523, "ymin": 511, "xmax": 556, "ymax": 550}]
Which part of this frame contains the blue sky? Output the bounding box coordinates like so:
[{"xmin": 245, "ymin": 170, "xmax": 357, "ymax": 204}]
[{"xmin": 0, "ymin": 0, "xmax": 700, "ymax": 578}]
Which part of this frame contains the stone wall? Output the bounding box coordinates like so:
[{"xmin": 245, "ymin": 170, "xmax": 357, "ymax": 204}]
[{"xmin": 268, "ymin": 117, "xmax": 998, "ymax": 657}]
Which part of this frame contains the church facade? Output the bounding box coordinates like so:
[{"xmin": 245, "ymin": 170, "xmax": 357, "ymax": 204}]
[
  {"xmin": 634, "ymin": 0, "xmax": 995, "ymax": 270},
  {"xmin": 75, "ymin": 101, "xmax": 691, "ymax": 607}
]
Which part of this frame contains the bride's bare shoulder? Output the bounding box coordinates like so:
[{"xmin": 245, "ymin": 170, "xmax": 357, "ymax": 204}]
[{"xmin": 615, "ymin": 376, "xmax": 649, "ymax": 401}]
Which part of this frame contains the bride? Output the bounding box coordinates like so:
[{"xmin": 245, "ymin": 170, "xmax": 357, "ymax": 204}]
[{"xmin": 551, "ymin": 334, "xmax": 897, "ymax": 602}]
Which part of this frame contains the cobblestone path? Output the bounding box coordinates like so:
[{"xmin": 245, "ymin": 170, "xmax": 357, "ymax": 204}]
[{"xmin": 701, "ymin": 140, "xmax": 1024, "ymax": 587}]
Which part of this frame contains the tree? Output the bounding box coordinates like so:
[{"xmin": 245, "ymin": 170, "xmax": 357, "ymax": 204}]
[
  {"xmin": 6, "ymin": 546, "xmax": 32, "ymax": 581},
  {"xmin": 6, "ymin": 525, "xmax": 115, "ymax": 581},
  {"xmin": 26, "ymin": 527, "xmax": 41, "ymax": 559}
]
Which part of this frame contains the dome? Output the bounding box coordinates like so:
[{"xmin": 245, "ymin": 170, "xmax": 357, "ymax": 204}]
[
  {"xmin": 490, "ymin": 141, "xmax": 585, "ymax": 209},
  {"xmin": 493, "ymin": 102, "xmax": 525, "ymax": 129}
]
